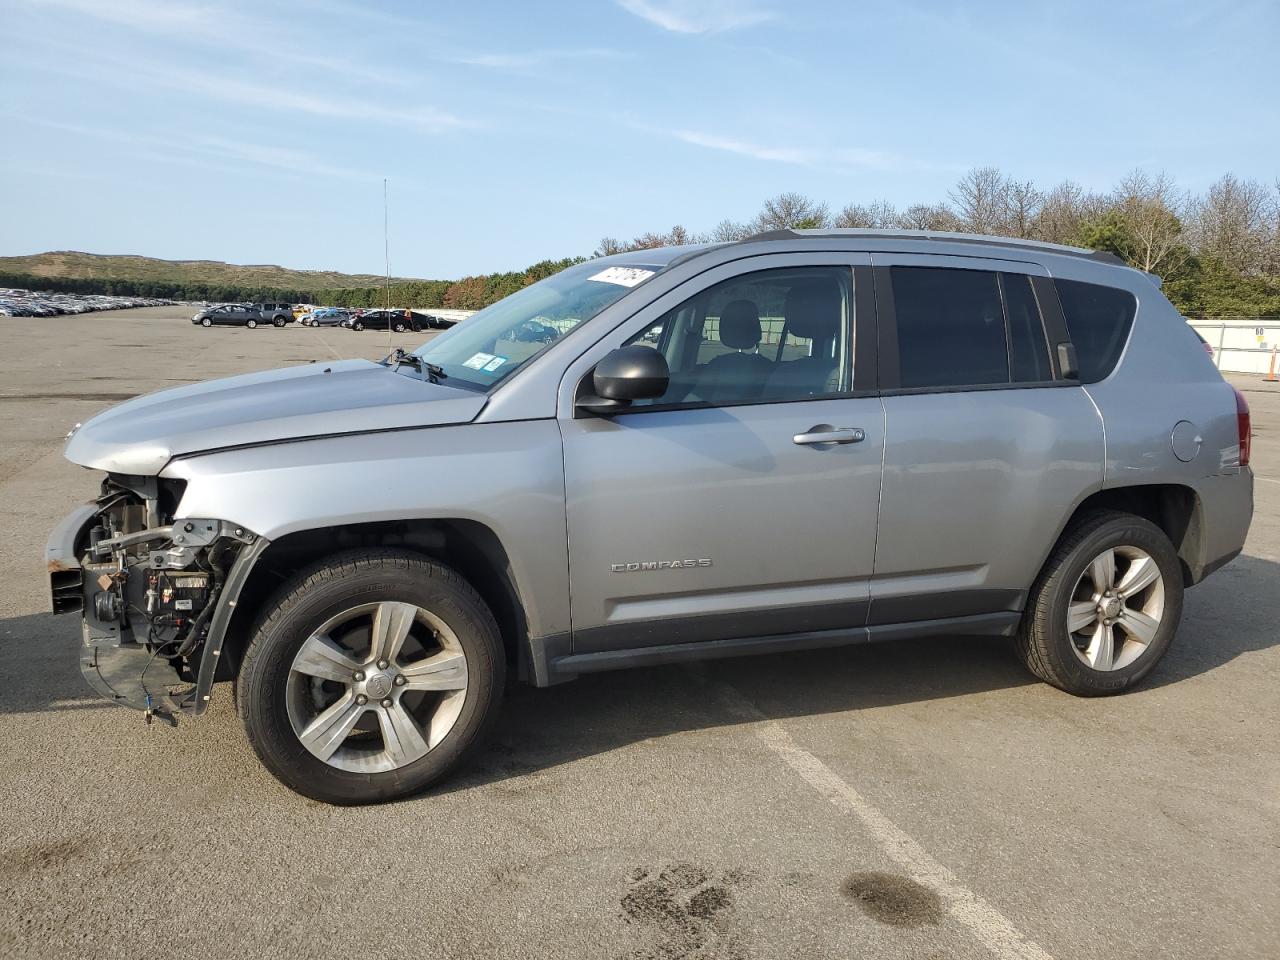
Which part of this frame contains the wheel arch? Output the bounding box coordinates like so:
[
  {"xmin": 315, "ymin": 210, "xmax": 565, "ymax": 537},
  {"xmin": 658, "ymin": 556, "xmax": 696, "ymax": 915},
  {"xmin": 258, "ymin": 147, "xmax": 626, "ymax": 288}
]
[
  {"xmin": 219, "ymin": 518, "xmax": 530, "ymax": 684},
  {"xmin": 1046, "ymin": 483, "xmax": 1204, "ymax": 587}
]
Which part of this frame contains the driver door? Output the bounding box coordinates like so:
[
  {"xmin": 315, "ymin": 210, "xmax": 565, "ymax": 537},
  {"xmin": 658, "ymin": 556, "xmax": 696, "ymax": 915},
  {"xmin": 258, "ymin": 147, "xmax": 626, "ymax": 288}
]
[{"xmin": 557, "ymin": 253, "xmax": 884, "ymax": 654}]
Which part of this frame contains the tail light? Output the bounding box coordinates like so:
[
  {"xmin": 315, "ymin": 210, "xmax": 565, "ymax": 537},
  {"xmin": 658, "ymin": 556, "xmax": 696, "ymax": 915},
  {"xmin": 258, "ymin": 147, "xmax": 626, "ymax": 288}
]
[{"xmin": 1232, "ymin": 385, "xmax": 1251, "ymax": 467}]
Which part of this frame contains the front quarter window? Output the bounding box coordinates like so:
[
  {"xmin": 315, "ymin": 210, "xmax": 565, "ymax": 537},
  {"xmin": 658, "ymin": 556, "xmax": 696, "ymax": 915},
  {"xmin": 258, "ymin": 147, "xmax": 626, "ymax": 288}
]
[{"xmin": 413, "ymin": 259, "xmax": 662, "ymax": 391}]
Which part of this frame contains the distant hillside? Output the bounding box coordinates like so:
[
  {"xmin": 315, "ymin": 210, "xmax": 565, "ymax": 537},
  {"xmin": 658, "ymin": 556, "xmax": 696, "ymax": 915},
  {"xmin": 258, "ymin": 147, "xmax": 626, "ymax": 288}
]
[{"xmin": 0, "ymin": 251, "xmax": 428, "ymax": 289}]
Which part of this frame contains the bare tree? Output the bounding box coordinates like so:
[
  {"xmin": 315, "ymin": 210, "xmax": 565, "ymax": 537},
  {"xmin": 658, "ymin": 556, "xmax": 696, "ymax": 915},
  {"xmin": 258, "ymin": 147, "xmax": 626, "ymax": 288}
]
[
  {"xmin": 1187, "ymin": 174, "xmax": 1271, "ymax": 273},
  {"xmin": 595, "ymin": 237, "xmax": 625, "ymax": 257},
  {"xmin": 1113, "ymin": 169, "xmax": 1189, "ymax": 275},
  {"xmin": 1034, "ymin": 180, "xmax": 1102, "ymax": 245},
  {"xmin": 753, "ymin": 192, "xmax": 830, "ymax": 231},
  {"xmin": 1005, "ymin": 179, "xmax": 1044, "ymax": 239},
  {"xmin": 949, "ymin": 166, "xmax": 1010, "ymax": 234},
  {"xmin": 834, "ymin": 199, "xmax": 898, "ymax": 229},
  {"xmin": 896, "ymin": 203, "xmax": 960, "ymax": 231},
  {"xmin": 710, "ymin": 219, "xmax": 752, "ymax": 242}
]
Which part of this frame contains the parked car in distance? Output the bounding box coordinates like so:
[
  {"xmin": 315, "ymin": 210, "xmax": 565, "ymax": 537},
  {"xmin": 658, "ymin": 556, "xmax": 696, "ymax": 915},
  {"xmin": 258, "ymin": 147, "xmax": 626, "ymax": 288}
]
[
  {"xmin": 345, "ymin": 308, "xmax": 420, "ymax": 332},
  {"xmin": 298, "ymin": 307, "xmax": 349, "ymax": 327},
  {"xmin": 257, "ymin": 302, "xmax": 295, "ymax": 326},
  {"xmin": 51, "ymin": 230, "xmax": 1253, "ymax": 804},
  {"xmin": 191, "ymin": 304, "xmax": 270, "ymax": 328}
]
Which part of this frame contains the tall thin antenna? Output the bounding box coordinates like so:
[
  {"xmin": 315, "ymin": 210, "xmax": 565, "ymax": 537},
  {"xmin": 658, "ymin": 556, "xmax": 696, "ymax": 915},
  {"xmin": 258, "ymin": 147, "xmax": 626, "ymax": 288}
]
[{"xmin": 383, "ymin": 177, "xmax": 391, "ymax": 351}]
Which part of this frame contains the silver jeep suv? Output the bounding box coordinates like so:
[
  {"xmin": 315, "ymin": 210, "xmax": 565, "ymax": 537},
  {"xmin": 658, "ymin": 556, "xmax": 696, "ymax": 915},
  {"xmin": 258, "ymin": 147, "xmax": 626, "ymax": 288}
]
[{"xmin": 47, "ymin": 230, "xmax": 1254, "ymax": 804}]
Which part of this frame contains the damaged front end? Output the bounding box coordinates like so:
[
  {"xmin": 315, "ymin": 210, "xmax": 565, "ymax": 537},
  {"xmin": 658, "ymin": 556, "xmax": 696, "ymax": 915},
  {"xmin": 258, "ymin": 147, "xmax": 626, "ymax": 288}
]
[{"xmin": 46, "ymin": 474, "xmax": 268, "ymax": 723}]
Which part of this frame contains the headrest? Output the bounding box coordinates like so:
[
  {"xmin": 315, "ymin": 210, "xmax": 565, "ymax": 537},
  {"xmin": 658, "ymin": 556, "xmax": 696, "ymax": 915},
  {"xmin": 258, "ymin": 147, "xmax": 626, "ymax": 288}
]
[
  {"xmin": 719, "ymin": 299, "xmax": 762, "ymax": 350},
  {"xmin": 785, "ymin": 281, "xmax": 842, "ymax": 341}
]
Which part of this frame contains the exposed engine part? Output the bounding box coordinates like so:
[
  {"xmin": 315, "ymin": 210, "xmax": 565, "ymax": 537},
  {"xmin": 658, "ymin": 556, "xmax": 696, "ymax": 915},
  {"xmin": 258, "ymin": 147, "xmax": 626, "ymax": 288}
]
[{"xmin": 73, "ymin": 474, "xmax": 255, "ymax": 717}]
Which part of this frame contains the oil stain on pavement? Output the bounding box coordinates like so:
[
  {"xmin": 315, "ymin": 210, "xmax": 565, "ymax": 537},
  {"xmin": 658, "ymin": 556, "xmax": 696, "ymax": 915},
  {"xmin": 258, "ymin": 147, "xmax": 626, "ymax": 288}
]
[{"xmin": 840, "ymin": 871, "xmax": 942, "ymax": 928}]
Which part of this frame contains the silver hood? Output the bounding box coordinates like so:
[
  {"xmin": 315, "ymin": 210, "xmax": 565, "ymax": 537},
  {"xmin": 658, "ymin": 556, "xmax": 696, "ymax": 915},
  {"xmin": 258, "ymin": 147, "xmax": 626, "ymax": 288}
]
[{"xmin": 64, "ymin": 359, "xmax": 487, "ymax": 475}]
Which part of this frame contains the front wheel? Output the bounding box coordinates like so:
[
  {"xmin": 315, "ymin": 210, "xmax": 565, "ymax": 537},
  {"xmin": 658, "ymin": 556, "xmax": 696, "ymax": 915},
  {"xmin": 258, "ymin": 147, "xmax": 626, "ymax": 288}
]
[
  {"xmin": 246, "ymin": 319, "xmax": 258, "ymax": 328},
  {"xmin": 201, "ymin": 317, "xmax": 212, "ymax": 327},
  {"xmin": 274, "ymin": 317, "xmax": 286, "ymax": 327},
  {"xmin": 393, "ymin": 322, "xmax": 406, "ymax": 333},
  {"xmin": 1016, "ymin": 510, "xmax": 1183, "ymax": 696},
  {"xmin": 353, "ymin": 321, "xmax": 364, "ymax": 331},
  {"xmin": 236, "ymin": 550, "xmax": 504, "ymax": 804}
]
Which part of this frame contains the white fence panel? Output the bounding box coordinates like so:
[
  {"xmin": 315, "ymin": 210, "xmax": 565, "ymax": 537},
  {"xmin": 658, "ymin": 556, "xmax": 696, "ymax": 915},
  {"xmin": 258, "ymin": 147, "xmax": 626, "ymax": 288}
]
[{"xmin": 1187, "ymin": 321, "xmax": 1280, "ymax": 375}]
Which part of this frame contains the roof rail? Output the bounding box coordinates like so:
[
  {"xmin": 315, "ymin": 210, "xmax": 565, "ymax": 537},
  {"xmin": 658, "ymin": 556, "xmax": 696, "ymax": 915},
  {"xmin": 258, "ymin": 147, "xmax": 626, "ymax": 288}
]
[{"xmin": 737, "ymin": 228, "xmax": 1129, "ymax": 267}]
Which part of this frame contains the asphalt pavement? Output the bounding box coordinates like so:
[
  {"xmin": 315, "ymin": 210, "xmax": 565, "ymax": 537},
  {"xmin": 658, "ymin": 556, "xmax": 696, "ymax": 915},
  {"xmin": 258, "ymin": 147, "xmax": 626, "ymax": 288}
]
[{"xmin": 1, "ymin": 306, "xmax": 1277, "ymax": 959}]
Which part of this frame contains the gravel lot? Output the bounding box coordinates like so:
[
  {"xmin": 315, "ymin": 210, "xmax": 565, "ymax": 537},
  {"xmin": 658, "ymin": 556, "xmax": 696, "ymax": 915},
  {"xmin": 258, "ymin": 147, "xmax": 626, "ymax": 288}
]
[{"xmin": 2, "ymin": 305, "xmax": 1278, "ymax": 960}]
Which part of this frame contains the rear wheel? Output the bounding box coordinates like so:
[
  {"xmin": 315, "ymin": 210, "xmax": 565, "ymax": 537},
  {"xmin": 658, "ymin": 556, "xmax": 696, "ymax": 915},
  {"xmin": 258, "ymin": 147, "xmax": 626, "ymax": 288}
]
[
  {"xmin": 246, "ymin": 318, "xmax": 258, "ymax": 328},
  {"xmin": 237, "ymin": 549, "xmax": 504, "ymax": 804},
  {"xmin": 393, "ymin": 322, "xmax": 407, "ymax": 333},
  {"xmin": 1016, "ymin": 510, "xmax": 1183, "ymax": 696}
]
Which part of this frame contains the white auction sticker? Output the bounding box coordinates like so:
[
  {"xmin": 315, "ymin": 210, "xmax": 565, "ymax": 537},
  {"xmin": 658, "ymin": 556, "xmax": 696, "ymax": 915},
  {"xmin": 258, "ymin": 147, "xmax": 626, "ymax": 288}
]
[
  {"xmin": 481, "ymin": 356, "xmax": 507, "ymax": 372},
  {"xmin": 462, "ymin": 352, "xmax": 497, "ymax": 370},
  {"xmin": 588, "ymin": 266, "xmax": 656, "ymax": 287}
]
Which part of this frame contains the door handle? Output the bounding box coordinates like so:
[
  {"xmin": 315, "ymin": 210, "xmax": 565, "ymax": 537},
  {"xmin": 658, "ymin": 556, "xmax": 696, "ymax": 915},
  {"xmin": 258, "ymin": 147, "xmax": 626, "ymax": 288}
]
[{"xmin": 793, "ymin": 425, "xmax": 865, "ymax": 446}]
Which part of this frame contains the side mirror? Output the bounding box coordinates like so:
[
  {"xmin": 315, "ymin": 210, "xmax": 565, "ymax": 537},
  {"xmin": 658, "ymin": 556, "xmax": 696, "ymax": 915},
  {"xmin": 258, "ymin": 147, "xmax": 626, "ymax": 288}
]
[{"xmin": 577, "ymin": 345, "xmax": 669, "ymax": 415}]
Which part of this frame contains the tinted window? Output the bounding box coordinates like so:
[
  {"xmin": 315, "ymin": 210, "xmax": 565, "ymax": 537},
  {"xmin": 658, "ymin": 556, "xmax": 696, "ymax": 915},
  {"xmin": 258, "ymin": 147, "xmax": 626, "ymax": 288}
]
[
  {"xmin": 1055, "ymin": 279, "xmax": 1137, "ymax": 382},
  {"xmin": 623, "ymin": 266, "xmax": 853, "ymax": 407},
  {"xmin": 1001, "ymin": 274, "xmax": 1052, "ymax": 382},
  {"xmin": 891, "ymin": 267, "xmax": 1008, "ymax": 388}
]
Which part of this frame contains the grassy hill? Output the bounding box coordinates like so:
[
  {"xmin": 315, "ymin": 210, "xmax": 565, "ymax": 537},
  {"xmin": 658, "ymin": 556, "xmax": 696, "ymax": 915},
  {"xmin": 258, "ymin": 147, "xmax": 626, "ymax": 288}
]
[{"xmin": 0, "ymin": 251, "xmax": 428, "ymax": 289}]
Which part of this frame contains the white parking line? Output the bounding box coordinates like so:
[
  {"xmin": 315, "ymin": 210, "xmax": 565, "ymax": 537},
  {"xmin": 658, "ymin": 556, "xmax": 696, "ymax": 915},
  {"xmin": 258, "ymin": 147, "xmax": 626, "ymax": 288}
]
[
  {"xmin": 1255, "ymin": 476, "xmax": 1280, "ymax": 485},
  {"xmin": 718, "ymin": 683, "xmax": 1055, "ymax": 960}
]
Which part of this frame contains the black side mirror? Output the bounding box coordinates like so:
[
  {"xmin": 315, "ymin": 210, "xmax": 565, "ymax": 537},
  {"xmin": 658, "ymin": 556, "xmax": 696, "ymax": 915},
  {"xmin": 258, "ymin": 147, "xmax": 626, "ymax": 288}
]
[{"xmin": 577, "ymin": 345, "xmax": 669, "ymax": 415}]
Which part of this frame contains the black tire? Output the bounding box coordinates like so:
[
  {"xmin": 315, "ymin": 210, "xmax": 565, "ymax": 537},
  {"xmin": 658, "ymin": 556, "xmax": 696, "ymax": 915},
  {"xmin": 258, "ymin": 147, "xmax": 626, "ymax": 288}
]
[
  {"xmin": 1016, "ymin": 509, "xmax": 1183, "ymax": 696},
  {"xmin": 353, "ymin": 321, "xmax": 364, "ymax": 331},
  {"xmin": 393, "ymin": 322, "xmax": 407, "ymax": 333},
  {"xmin": 201, "ymin": 317, "xmax": 212, "ymax": 327},
  {"xmin": 246, "ymin": 319, "xmax": 258, "ymax": 328},
  {"xmin": 274, "ymin": 317, "xmax": 286, "ymax": 327},
  {"xmin": 236, "ymin": 549, "xmax": 505, "ymax": 804}
]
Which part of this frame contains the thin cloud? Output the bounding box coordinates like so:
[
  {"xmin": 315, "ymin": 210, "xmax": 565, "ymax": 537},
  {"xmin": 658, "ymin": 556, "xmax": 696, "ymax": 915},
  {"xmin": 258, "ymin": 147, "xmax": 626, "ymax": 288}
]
[
  {"xmin": 671, "ymin": 129, "xmax": 897, "ymax": 172},
  {"xmin": 616, "ymin": 0, "xmax": 775, "ymax": 34},
  {"xmin": 441, "ymin": 47, "xmax": 627, "ymax": 70}
]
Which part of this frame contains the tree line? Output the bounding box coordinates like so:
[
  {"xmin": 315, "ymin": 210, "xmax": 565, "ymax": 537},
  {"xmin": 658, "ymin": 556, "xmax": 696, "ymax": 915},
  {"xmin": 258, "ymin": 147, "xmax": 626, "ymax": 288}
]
[
  {"xmin": 596, "ymin": 169, "xmax": 1280, "ymax": 318},
  {"xmin": 8, "ymin": 169, "xmax": 1278, "ymax": 317}
]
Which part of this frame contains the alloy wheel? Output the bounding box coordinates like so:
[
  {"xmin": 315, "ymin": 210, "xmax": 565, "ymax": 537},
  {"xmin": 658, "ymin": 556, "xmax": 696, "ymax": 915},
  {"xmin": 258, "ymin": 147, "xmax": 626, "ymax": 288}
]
[
  {"xmin": 286, "ymin": 601, "xmax": 469, "ymax": 773},
  {"xmin": 1066, "ymin": 545, "xmax": 1165, "ymax": 671}
]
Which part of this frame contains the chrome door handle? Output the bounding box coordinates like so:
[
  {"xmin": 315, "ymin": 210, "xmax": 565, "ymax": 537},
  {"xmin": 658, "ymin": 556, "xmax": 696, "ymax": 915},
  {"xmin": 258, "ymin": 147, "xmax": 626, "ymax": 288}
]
[{"xmin": 793, "ymin": 425, "xmax": 865, "ymax": 446}]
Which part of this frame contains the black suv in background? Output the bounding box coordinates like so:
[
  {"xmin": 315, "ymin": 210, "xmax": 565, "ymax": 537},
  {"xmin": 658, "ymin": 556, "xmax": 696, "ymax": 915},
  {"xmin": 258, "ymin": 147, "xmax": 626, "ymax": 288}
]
[{"xmin": 346, "ymin": 309, "xmax": 420, "ymax": 332}]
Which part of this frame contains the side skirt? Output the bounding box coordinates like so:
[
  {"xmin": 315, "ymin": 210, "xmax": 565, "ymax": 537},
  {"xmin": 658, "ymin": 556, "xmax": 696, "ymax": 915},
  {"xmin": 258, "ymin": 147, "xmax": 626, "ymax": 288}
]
[{"xmin": 529, "ymin": 611, "xmax": 1022, "ymax": 686}]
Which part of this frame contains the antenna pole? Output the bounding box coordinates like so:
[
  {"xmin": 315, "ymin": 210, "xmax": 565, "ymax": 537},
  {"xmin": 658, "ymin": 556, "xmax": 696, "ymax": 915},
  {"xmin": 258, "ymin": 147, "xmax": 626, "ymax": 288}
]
[{"xmin": 383, "ymin": 177, "xmax": 392, "ymax": 351}]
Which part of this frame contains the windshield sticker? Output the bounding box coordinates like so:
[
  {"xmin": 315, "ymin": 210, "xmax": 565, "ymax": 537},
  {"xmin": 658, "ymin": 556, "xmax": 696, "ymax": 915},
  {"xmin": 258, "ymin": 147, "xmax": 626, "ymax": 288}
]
[
  {"xmin": 588, "ymin": 266, "xmax": 656, "ymax": 287},
  {"xmin": 481, "ymin": 356, "xmax": 507, "ymax": 372},
  {"xmin": 462, "ymin": 352, "xmax": 498, "ymax": 370}
]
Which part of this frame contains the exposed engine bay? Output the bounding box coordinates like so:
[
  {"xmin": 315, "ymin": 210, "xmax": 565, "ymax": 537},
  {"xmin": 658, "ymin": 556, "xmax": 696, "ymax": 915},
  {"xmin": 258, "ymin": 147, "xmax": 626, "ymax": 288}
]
[{"xmin": 49, "ymin": 473, "xmax": 259, "ymax": 723}]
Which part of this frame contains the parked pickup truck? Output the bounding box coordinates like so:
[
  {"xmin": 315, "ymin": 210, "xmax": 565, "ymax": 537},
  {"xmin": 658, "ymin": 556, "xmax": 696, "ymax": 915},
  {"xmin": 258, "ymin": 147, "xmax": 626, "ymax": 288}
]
[{"xmin": 49, "ymin": 230, "xmax": 1253, "ymax": 804}]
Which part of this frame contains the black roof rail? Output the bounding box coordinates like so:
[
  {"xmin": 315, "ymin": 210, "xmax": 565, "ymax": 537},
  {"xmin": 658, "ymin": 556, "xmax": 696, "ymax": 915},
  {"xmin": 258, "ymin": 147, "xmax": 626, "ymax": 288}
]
[{"xmin": 736, "ymin": 228, "xmax": 1130, "ymax": 267}]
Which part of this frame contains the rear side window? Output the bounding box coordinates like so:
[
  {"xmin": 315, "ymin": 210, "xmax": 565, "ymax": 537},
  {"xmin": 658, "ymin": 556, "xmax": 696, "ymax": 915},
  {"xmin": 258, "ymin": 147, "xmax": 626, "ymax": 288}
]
[
  {"xmin": 1001, "ymin": 274, "xmax": 1052, "ymax": 383},
  {"xmin": 891, "ymin": 267, "xmax": 1008, "ymax": 388},
  {"xmin": 1055, "ymin": 279, "xmax": 1137, "ymax": 382}
]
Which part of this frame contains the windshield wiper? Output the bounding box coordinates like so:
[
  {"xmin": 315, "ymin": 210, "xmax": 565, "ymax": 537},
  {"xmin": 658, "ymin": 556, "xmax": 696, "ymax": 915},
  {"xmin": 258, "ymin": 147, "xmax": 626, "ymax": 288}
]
[{"xmin": 387, "ymin": 348, "xmax": 446, "ymax": 383}]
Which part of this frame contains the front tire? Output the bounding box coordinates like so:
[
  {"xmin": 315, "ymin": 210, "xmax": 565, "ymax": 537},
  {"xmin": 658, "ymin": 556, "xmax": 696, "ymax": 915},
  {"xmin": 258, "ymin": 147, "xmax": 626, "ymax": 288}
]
[
  {"xmin": 201, "ymin": 317, "xmax": 212, "ymax": 327},
  {"xmin": 274, "ymin": 317, "xmax": 286, "ymax": 327},
  {"xmin": 236, "ymin": 549, "xmax": 504, "ymax": 804},
  {"xmin": 1016, "ymin": 510, "xmax": 1183, "ymax": 696},
  {"xmin": 353, "ymin": 321, "xmax": 364, "ymax": 331},
  {"xmin": 246, "ymin": 319, "xmax": 258, "ymax": 328}
]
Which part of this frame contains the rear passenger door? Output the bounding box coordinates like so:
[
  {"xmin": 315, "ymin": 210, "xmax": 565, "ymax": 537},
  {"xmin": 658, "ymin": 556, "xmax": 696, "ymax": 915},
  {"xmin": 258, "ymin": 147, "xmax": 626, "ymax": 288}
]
[{"xmin": 868, "ymin": 254, "xmax": 1104, "ymax": 628}]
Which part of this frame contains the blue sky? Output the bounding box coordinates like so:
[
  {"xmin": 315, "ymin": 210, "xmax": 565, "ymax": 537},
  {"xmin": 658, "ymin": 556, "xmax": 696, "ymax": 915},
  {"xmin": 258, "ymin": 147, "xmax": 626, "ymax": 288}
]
[{"xmin": 1, "ymin": 0, "xmax": 1276, "ymax": 278}]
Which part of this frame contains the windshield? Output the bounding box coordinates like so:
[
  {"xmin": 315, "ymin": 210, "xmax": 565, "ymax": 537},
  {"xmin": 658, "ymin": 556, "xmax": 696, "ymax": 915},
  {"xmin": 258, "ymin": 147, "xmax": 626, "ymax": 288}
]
[{"xmin": 412, "ymin": 259, "xmax": 662, "ymax": 391}]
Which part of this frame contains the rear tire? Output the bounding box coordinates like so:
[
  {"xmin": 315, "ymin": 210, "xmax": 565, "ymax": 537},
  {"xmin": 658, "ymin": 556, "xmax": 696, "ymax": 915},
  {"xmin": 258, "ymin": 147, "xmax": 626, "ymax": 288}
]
[
  {"xmin": 1016, "ymin": 510, "xmax": 1183, "ymax": 696},
  {"xmin": 236, "ymin": 549, "xmax": 504, "ymax": 804},
  {"xmin": 393, "ymin": 322, "xmax": 406, "ymax": 333}
]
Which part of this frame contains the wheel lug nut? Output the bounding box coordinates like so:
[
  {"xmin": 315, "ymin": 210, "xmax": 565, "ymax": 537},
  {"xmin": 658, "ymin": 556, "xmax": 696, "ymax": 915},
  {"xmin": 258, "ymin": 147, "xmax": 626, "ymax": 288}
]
[
  {"xmin": 355, "ymin": 694, "xmax": 368, "ymax": 705},
  {"xmin": 377, "ymin": 659, "xmax": 389, "ymax": 670},
  {"xmin": 394, "ymin": 675, "xmax": 406, "ymax": 686},
  {"xmin": 354, "ymin": 671, "xmax": 365, "ymax": 682},
  {"xmin": 380, "ymin": 698, "xmax": 392, "ymax": 708}
]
